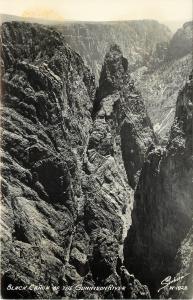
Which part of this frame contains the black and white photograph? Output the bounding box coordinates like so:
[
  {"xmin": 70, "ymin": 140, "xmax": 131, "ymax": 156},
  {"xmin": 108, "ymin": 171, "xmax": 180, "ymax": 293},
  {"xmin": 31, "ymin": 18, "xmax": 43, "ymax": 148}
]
[{"xmin": 0, "ymin": 0, "xmax": 193, "ymax": 299}]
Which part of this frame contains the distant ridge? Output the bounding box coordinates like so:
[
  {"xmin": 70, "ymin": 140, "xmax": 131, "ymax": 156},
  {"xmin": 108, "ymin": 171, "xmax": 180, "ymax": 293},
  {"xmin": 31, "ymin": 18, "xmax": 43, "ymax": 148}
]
[
  {"xmin": 0, "ymin": 13, "xmax": 79, "ymax": 25},
  {"xmin": 0, "ymin": 13, "xmax": 174, "ymax": 27}
]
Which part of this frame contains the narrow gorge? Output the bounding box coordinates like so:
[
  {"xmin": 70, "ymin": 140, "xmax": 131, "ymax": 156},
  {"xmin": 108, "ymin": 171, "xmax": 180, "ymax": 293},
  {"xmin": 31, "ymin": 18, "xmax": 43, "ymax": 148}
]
[
  {"xmin": 1, "ymin": 20, "xmax": 193, "ymax": 299},
  {"xmin": 124, "ymin": 70, "xmax": 193, "ymax": 298}
]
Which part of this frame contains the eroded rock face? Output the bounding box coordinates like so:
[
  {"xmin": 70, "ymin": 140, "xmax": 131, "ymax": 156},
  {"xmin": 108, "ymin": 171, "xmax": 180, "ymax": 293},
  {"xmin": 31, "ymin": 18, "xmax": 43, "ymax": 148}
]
[
  {"xmin": 58, "ymin": 20, "xmax": 192, "ymax": 141},
  {"xmin": 1, "ymin": 22, "xmax": 152, "ymax": 299},
  {"xmin": 94, "ymin": 44, "xmax": 155, "ymax": 189},
  {"xmin": 2, "ymin": 20, "xmax": 190, "ymax": 300},
  {"xmin": 167, "ymin": 22, "xmax": 193, "ymax": 60},
  {"xmin": 80, "ymin": 44, "xmax": 155, "ymax": 298},
  {"xmin": 168, "ymin": 224, "xmax": 193, "ymax": 299},
  {"xmin": 1, "ymin": 21, "xmax": 96, "ymax": 299},
  {"xmin": 55, "ymin": 20, "xmax": 171, "ymax": 80},
  {"xmin": 124, "ymin": 71, "xmax": 193, "ymax": 297},
  {"xmin": 162, "ymin": 71, "xmax": 193, "ymax": 299},
  {"xmin": 132, "ymin": 22, "xmax": 193, "ymax": 140}
]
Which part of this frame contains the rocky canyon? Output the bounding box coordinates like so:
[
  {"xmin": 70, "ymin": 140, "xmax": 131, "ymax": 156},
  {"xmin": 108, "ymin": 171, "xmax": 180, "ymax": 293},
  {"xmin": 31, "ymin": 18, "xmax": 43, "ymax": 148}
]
[{"xmin": 0, "ymin": 18, "xmax": 193, "ymax": 299}]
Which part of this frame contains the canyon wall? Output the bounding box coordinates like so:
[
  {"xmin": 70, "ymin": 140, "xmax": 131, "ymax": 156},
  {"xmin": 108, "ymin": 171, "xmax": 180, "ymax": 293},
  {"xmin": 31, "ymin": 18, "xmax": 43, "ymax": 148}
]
[
  {"xmin": 56, "ymin": 20, "xmax": 192, "ymax": 140},
  {"xmin": 124, "ymin": 71, "xmax": 193, "ymax": 297},
  {"xmin": 1, "ymin": 20, "xmax": 192, "ymax": 300},
  {"xmin": 1, "ymin": 21, "xmax": 95, "ymax": 299},
  {"xmin": 133, "ymin": 21, "xmax": 193, "ymax": 140},
  {"xmin": 1, "ymin": 16, "xmax": 192, "ymax": 140},
  {"xmin": 56, "ymin": 20, "xmax": 171, "ymax": 80},
  {"xmin": 1, "ymin": 22, "xmax": 153, "ymax": 299}
]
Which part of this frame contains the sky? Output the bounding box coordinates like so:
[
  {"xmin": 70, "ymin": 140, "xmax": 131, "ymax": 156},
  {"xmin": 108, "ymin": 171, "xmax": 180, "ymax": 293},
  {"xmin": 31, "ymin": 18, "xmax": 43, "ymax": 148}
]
[{"xmin": 0, "ymin": 0, "xmax": 192, "ymax": 30}]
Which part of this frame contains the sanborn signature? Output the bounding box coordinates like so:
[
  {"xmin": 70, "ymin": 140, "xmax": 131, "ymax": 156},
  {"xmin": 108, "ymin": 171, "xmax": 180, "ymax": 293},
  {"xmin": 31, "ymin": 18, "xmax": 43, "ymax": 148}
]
[{"xmin": 158, "ymin": 273, "xmax": 190, "ymax": 293}]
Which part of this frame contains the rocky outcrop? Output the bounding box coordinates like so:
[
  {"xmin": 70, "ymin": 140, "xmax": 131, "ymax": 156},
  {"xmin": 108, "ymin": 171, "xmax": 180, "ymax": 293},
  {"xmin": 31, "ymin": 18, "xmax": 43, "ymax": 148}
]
[
  {"xmin": 55, "ymin": 20, "xmax": 171, "ymax": 80},
  {"xmin": 133, "ymin": 53, "xmax": 192, "ymax": 141},
  {"xmin": 124, "ymin": 71, "xmax": 193, "ymax": 297},
  {"xmin": 167, "ymin": 22, "xmax": 193, "ymax": 60},
  {"xmin": 1, "ymin": 19, "xmax": 191, "ymax": 300},
  {"xmin": 143, "ymin": 21, "xmax": 193, "ymax": 72},
  {"xmin": 80, "ymin": 44, "xmax": 154, "ymax": 298},
  {"xmin": 93, "ymin": 44, "xmax": 155, "ymax": 189},
  {"xmin": 162, "ymin": 71, "xmax": 193, "ymax": 299},
  {"xmin": 1, "ymin": 21, "xmax": 96, "ymax": 299},
  {"xmin": 56, "ymin": 20, "xmax": 192, "ymax": 141},
  {"xmin": 2, "ymin": 15, "xmax": 191, "ymax": 141},
  {"xmin": 168, "ymin": 224, "xmax": 193, "ymax": 299},
  {"xmin": 2, "ymin": 16, "xmax": 191, "ymax": 141},
  {"xmin": 132, "ymin": 22, "xmax": 193, "ymax": 140},
  {"xmin": 1, "ymin": 22, "xmax": 153, "ymax": 299}
]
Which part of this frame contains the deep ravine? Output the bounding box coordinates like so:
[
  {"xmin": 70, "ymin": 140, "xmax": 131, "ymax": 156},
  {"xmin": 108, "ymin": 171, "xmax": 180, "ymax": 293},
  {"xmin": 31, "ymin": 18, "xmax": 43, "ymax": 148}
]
[
  {"xmin": 1, "ymin": 21, "xmax": 192, "ymax": 300},
  {"xmin": 124, "ymin": 70, "xmax": 193, "ymax": 298},
  {"xmin": 1, "ymin": 22, "xmax": 153, "ymax": 299}
]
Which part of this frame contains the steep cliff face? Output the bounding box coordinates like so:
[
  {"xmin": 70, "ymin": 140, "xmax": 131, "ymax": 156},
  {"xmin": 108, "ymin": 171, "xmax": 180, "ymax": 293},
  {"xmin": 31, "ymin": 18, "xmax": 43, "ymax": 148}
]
[
  {"xmin": 124, "ymin": 71, "xmax": 193, "ymax": 297},
  {"xmin": 57, "ymin": 20, "xmax": 192, "ymax": 141},
  {"xmin": 169, "ymin": 224, "xmax": 193, "ymax": 299},
  {"xmin": 1, "ymin": 21, "xmax": 95, "ymax": 299},
  {"xmin": 167, "ymin": 22, "xmax": 193, "ymax": 60},
  {"xmin": 93, "ymin": 44, "xmax": 155, "ymax": 190},
  {"xmin": 2, "ymin": 15, "xmax": 189, "ymax": 142},
  {"xmin": 1, "ymin": 16, "xmax": 191, "ymax": 142},
  {"xmin": 133, "ymin": 22, "xmax": 193, "ymax": 140},
  {"xmin": 78, "ymin": 43, "xmax": 154, "ymax": 299},
  {"xmin": 55, "ymin": 20, "xmax": 171, "ymax": 80},
  {"xmin": 1, "ymin": 19, "xmax": 191, "ymax": 300},
  {"xmin": 163, "ymin": 71, "xmax": 193, "ymax": 299},
  {"xmin": 1, "ymin": 22, "xmax": 153, "ymax": 299}
]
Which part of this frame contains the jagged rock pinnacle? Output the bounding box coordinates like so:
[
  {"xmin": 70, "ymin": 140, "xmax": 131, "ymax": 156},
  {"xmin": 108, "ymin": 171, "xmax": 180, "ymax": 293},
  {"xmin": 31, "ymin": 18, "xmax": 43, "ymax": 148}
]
[{"xmin": 97, "ymin": 44, "xmax": 130, "ymax": 101}]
